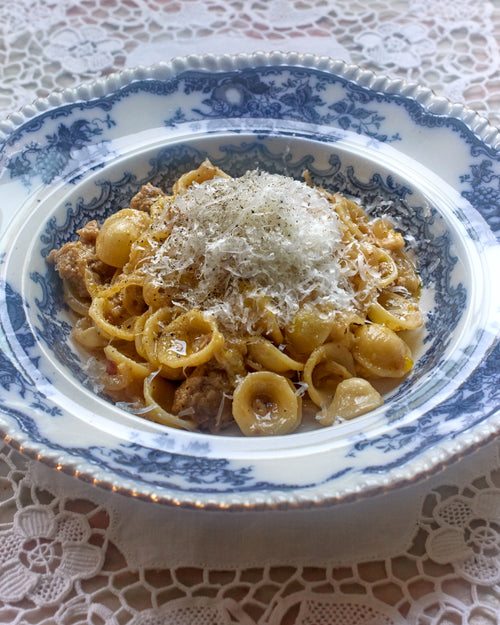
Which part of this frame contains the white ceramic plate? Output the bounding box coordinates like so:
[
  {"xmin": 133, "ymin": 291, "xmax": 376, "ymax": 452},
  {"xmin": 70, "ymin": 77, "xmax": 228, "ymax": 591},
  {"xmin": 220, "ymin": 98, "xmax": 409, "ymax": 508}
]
[{"xmin": 0, "ymin": 52, "xmax": 498, "ymax": 510}]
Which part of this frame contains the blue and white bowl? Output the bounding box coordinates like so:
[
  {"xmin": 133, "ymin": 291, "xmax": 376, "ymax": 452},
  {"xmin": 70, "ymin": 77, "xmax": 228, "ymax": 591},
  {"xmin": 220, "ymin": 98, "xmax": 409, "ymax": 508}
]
[{"xmin": 0, "ymin": 52, "xmax": 498, "ymax": 509}]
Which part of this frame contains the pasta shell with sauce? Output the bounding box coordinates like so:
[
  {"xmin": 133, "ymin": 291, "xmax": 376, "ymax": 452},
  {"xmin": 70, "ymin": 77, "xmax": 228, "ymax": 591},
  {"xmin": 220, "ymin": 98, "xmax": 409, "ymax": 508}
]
[
  {"xmin": 139, "ymin": 308, "xmax": 187, "ymax": 380},
  {"xmin": 285, "ymin": 306, "xmax": 334, "ymax": 357},
  {"xmin": 368, "ymin": 291, "xmax": 423, "ymax": 331},
  {"xmin": 156, "ymin": 310, "xmax": 225, "ymax": 369},
  {"xmin": 232, "ymin": 371, "xmax": 302, "ymax": 436},
  {"xmin": 102, "ymin": 344, "xmax": 154, "ymax": 398},
  {"xmin": 104, "ymin": 344, "xmax": 153, "ymax": 383},
  {"xmin": 317, "ymin": 377, "xmax": 383, "ymax": 426},
  {"xmin": 371, "ymin": 217, "xmax": 405, "ymax": 250},
  {"xmin": 87, "ymin": 274, "xmax": 147, "ymax": 341},
  {"xmin": 303, "ymin": 342, "xmax": 356, "ymax": 408},
  {"xmin": 360, "ymin": 243, "xmax": 398, "ymax": 288},
  {"xmin": 246, "ymin": 338, "xmax": 304, "ymax": 373},
  {"xmin": 89, "ymin": 296, "xmax": 138, "ymax": 342},
  {"xmin": 96, "ymin": 208, "xmax": 152, "ymax": 268},
  {"xmin": 143, "ymin": 373, "xmax": 197, "ymax": 431},
  {"xmin": 353, "ymin": 323, "xmax": 413, "ymax": 378},
  {"xmin": 172, "ymin": 158, "xmax": 230, "ymax": 195},
  {"xmin": 72, "ymin": 316, "xmax": 109, "ymax": 348}
]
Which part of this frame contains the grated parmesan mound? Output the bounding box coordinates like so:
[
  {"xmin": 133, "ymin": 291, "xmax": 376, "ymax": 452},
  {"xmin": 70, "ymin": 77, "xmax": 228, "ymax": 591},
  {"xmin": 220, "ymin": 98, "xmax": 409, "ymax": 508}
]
[{"xmin": 143, "ymin": 171, "xmax": 369, "ymax": 332}]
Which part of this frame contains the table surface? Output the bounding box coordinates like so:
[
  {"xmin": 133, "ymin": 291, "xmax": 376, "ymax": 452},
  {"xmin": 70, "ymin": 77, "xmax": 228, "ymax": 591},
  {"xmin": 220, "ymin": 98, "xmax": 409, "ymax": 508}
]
[{"xmin": 1, "ymin": 1, "xmax": 500, "ymax": 624}]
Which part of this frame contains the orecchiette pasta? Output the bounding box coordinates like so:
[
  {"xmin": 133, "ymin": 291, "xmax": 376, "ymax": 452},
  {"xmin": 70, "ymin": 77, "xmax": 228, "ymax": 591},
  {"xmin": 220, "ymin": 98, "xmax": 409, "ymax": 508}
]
[
  {"xmin": 155, "ymin": 310, "xmax": 225, "ymax": 369},
  {"xmin": 352, "ymin": 324, "xmax": 414, "ymax": 378},
  {"xmin": 317, "ymin": 378, "xmax": 384, "ymax": 425},
  {"xmin": 246, "ymin": 337, "xmax": 304, "ymax": 373},
  {"xmin": 96, "ymin": 208, "xmax": 152, "ymax": 268},
  {"xmin": 47, "ymin": 160, "xmax": 424, "ymax": 436},
  {"xmin": 303, "ymin": 342, "xmax": 356, "ymax": 408},
  {"xmin": 232, "ymin": 371, "xmax": 302, "ymax": 436}
]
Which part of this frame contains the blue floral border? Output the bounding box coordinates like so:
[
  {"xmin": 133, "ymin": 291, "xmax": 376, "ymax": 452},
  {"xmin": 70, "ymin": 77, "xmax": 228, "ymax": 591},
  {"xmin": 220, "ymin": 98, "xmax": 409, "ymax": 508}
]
[{"xmin": 2, "ymin": 65, "xmax": 500, "ymax": 215}]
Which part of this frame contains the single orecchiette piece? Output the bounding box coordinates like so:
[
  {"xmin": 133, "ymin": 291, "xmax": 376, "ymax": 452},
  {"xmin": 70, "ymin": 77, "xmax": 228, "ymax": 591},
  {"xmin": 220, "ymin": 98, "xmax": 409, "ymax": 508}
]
[
  {"xmin": 213, "ymin": 340, "xmax": 248, "ymax": 382},
  {"xmin": 101, "ymin": 343, "xmax": 153, "ymax": 400},
  {"xmin": 368, "ymin": 291, "xmax": 423, "ymax": 331},
  {"xmin": 353, "ymin": 323, "xmax": 413, "ymax": 378},
  {"xmin": 143, "ymin": 373, "xmax": 197, "ymax": 431},
  {"xmin": 142, "ymin": 275, "xmax": 172, "ymax": 309},
  {"xmin": 303, "ymin": 342, "xmax": 356, "ymax": 408},
  {"xmin": 96, "ymin": 208, "xmax": 152, "ymax": 268},
  {"xmin": 87, "ymin": 274, "xmax": 146, "ymax": 341},
  {"xmin": 172, "ymin": 158, "xmax": 230, "ymax": 195},
  {"xmin": 139, "ymin": 308, "xmax": 189, "ymax": 380},
  {"xmin": 391, "ymin": 248, "xmax": 421, "ymax": 294},
  {"xmin": 371, "ymin": 217, "xmax": 405, "ymax": 250},
  {"xmin": 88, "ymin": 295, "xmax": 138, "ymax": 341},
  {"xmin": 248, "ymin": 296, "xmax": 284, "ymax": 344},
  {"xmin": 360, "ymin": 242, "xmax": 398, "ymax": 288},
  {"xmin": 232, "ymin": 371, "xmax": 302, "ymax": 436},
  {"xmin": 317, "ymin": 377, "xmax": 383, "ymax": 426},
  {"xmin": 104, "ymin": 344, "xmax": 153, "ymax": 386},
  {"xmin": 285, "ymin": 305, "xmax": 334, "ymax": 357},
  {"xmin": 247, "ymin": 337, "xmax": 304, "ymax": 373},
  {"xmin": 156, "ymin": 310, "xmax": 225, "ymax": 369}
]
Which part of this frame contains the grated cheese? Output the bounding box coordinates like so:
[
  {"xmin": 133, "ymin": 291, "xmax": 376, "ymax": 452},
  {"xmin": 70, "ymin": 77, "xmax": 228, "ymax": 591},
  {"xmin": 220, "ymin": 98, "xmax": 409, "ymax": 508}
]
[{"xmin": 143, "ymin": 171, "xmax": 374, "ymax": 333}]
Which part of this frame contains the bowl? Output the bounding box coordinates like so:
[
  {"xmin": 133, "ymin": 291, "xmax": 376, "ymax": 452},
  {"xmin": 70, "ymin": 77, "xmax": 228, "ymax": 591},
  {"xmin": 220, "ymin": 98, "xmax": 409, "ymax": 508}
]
[{"xmin": 0, "ymin": 52, "xmax": 498, "ymax": 510}]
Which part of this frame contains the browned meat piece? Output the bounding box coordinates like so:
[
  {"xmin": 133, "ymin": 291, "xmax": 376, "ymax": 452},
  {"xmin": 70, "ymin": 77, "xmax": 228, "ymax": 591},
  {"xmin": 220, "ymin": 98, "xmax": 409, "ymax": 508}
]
[
  {"xmin": 76, "ymin": 219, "xmax": 100, "ymax": 245},
  {"xmin": 46, "ymin": 242, "xmax": 89, "ymax": 299},
  {"xmin": 129, "ymin": 183, "xmax": 166, "ymax": 212},
  {"xmin": 172, "ymin": 367, "xmax": 233, "ymax": 431},
  {"xmin": 47, "ymin": 220, "xmax": 114, "ymax": 299}
]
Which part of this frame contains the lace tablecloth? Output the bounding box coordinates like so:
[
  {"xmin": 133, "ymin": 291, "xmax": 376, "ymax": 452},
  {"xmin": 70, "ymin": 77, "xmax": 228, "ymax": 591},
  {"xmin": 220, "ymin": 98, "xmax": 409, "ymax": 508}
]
[{"xmin": 1, "ymin": 1, "xmax": 500, "ymax": 624}]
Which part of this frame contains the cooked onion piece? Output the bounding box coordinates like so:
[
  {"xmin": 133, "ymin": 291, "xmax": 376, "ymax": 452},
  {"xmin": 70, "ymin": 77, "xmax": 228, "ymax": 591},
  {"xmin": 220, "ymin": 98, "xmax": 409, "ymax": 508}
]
[
  {"xmin": 232, "ymin": 372, "xmax": 302, "ymax": 436},
  {"xmin": 72, "ymin": 316, "xmax": 109, "ymax": 349}
]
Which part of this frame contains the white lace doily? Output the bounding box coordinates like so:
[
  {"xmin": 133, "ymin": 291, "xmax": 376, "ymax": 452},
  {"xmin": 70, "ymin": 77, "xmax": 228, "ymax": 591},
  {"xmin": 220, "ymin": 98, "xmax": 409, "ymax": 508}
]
[
  {"xmin": 1, "ymin": 1, "xmax": 500, "ymax": 623},
  {"xmin": 0, "ymin": 439, "xmax": 498, "ymax": 624},
  {"xmin": 1, "ymin": 0, "xmax": 500, "ymax": 126}
]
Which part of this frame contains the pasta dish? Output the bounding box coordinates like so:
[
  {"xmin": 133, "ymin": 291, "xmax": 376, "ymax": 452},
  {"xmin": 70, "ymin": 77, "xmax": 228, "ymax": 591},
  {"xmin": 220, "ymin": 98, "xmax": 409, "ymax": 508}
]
[{"xmin": 48, "ymin": 160, "xmax": 423, "ymax": 436}]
